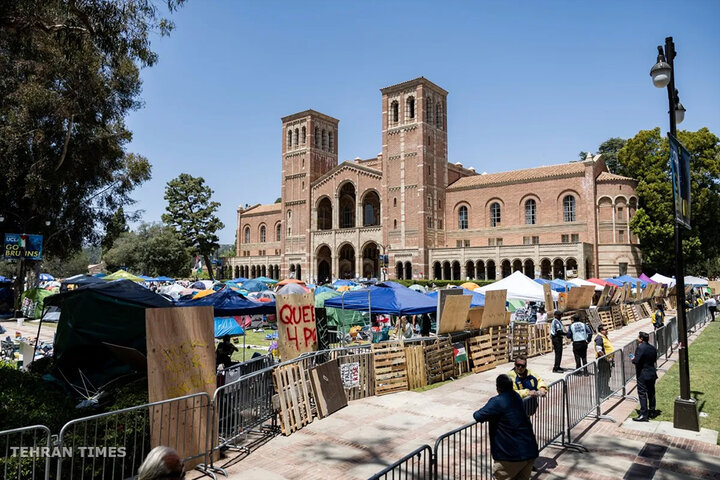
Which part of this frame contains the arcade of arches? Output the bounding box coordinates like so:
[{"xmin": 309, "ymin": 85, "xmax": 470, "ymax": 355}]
[
  {"xmin": 315, "ymin": 242, "xmax": 385, "ymax": 282},
  {"xmin": 431, "ymin": 257, "xmax": 579, "ymax": 281}
]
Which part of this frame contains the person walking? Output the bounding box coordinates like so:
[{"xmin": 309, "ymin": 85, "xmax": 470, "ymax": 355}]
[
  {"xmin": 550, "ymin": 310, "xmax": 566, "ymax": 373},
  {"xmin": 651, "ymin": 303, "xmax": 665, "ymax": 329},
  {"xmin": 473, "ymin": 374, "xmax": 539, "ymax": 480},
  {"xmin": 594, "ymin": 325, "xmax": 614, "ymax": 397},
  {"xmin": 706, "ymin": 295, "xmax": 717, "ymax": 321},
  {"xmin": 631, "ymin": 331, "xmax": 658, "ymax": 421},
  {"xmin": 566, "ymin": 313, "xmax": 592, "ymax": 373}
]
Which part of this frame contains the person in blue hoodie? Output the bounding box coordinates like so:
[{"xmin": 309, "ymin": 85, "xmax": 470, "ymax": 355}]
[{"xmin": 473, "ymin": 374, "xmax": 539, "ymax": 479}]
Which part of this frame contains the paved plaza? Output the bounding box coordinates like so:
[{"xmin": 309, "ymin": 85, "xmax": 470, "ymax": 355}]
[{"xmin": 191, "ymin": 316, "xmax": 720, "ymax": 480}]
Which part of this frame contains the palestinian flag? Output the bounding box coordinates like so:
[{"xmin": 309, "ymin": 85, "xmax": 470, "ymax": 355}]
[{"xmin": 453, "ymin": 342, "xmax": 467, "ymax": 364}]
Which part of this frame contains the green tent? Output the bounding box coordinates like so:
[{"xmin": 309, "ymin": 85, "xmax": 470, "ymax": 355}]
[
  {"xmin": 102, "ymin": 269, "xmax": 145, "ymax": 282},
  {"xmin": 315, "ymin": 290, "xmax": 369, "ymax": 332},
  {"xmin": 20, "ymin": 287, "xmax": 55, "ymax": 319}
]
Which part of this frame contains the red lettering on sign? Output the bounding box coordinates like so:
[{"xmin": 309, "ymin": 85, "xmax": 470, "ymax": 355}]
[
  {"xmin": 301, "ymin": 305, "xmax": 315, "ymax": 323},
  {"xmin": 279, "ymin": 304, "xmax": 295, "ymax": 325},
  {"xmin": 303, "ymin": 327, "xmax": 317, "ymax": 347},
  {"xmin": 285, "ymin": 326, "xmax": 299, "ymax": 350}
]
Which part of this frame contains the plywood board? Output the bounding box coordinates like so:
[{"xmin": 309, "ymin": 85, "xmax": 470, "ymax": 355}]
[
  {"xmin": 480, "ymin": 290, "xmax": 508, "ymax": 328},
  {"xmin": 436, "ymin": 289, "xmax": 463, "ymax": 333},
  {"xmin": 543, "ymin": 283, "xmax": 554, "ymax": 311},
  {"xmin": 708, "ymin": 281, "xmax": 720, "ymax": 295},
  {"xmin": 276, "ymin": 292, "xmax": 318, "ymax": 361},
  {"xmin": 309, "ymin": 360, "xmax": 347, "ymax": 419},
  {"xmin": 438, "ymin": 294, "xmax": 472, "ymax": 334},
  {"xmin": 597, "ymin": 285, "xmax": 612, "ymax": 307},
  {"xmin": 467, "ymin": 307, "xmax": 484, "ymax": 330},
  {"xmin": 566, "ymin": 286, "xmax": 595, "ymax": 310},
  {"xmin": 146, "ymin": 306, "xmax": 216, "ymax": 467},
  {"xmin": 609, "ymin": 286, "xmax": 623, "ymax": 305}
]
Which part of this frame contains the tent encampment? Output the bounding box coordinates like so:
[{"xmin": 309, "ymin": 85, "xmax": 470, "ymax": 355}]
[
  {"xmin": 684, "ymin": 275, "xmax": 708, "ymax": 287},
  {"xmin": 175, "ymin": 288, "xmax": 276, "ymax": 315},
  {"xmin": 476, "ymin": 271, "xmax": 558, "ymax": 303},
  {"xmin": 214, "ymin": 317, "xmax": 245, "ymax": 338},
  {"xmin": 102, "ymin": 270, "xmax": 145, "ymax": 282},
  {"xmin": 650, "ymin": 273, "xmax": 675, "ymax": 287},
  {"xmin": 568, "ymin": 278, "xmax": 604, "ymax": 291},
  {"xmin": 60, "ymin": 274, "xmax": 105, "ymax": 292},
  {"xmin": 20, "ymin": 287, "xmax": 55, "ymax": 319},
  {"xmin": 323, "ymin": 281, "xmax": 436, "ymax": 315}
]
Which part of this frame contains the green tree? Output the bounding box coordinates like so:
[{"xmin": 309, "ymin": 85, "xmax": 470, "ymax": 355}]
[
  {"xmin": 103, "ymin": 231, "xmax": 142, "ymax": 273},
  {"xmin": 103, "ymin": 223, "xmax": 191, "ymax": 277},
  {"xmin": 598, "ymin": 137, "xmax": 627, "ymax": 175},
  {"xmin": 618, "ymin": 127, "xmax": 720, "ymax": 274},
  {"xmin": 42, "ymin": 250, "xmax": 91, "ymax": 278},
  {"xmin": 0, "ymin": 0, "xmax": 185, "ymax": 298},
  {"xmin": 162, "ymin": 174, "xmax": 224, "ymax": 280},
  {"xmin": 102, "ymin": 207, "xmax": 129, "ymax": 253}
]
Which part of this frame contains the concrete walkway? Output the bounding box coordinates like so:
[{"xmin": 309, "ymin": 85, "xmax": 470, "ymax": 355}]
[{"xmin": 196, "ymin": 316, "xmax": 720, "ymax": 480}]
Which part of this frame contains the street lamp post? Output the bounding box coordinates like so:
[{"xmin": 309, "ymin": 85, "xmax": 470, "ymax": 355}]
[{"xmin": 649, "ymin": 36, "xmax": 699, "ymax": 431}]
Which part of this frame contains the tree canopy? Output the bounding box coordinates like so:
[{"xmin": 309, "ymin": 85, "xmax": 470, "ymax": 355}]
[
  {"xmin": 104, "ymin": 223, "xmax": 191, "ymax": 277},
  {"xmin": 162, "ymin": 173, "xmax": 224, "ymax": 280},
  {"xmin": 616, "ymin": 127, "xmax": 720, "ymax": 275},
  {"xmin": 0, "ymin": 0, "xmax": 184, "ymax": 258}
]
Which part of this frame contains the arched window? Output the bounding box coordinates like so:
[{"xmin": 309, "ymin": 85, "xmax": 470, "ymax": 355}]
[
  {"xmin": 276, "ymin": 223, "xmax": 281, "ymax": 241},
  {"xmin": 287, "ymin": 129, "xmax": 292, "ymax": 148},
  {"xmin": 328, "ymin": 131, "xmax": 334, "ymax": 151},
  {"xmin": 426, "ymin": 97, "xmax": 433, "ymax": 123},
  {"xmin": 458, "ymin": 206, "xmax": 468, "ymax": 230},
  {"xmin": 525, "ymin": 199, "xmax": 536, "ymax": 225},
  {"xmin": 490, "ymin": 202, "xmax": 501, "ymax": 227},
  {"xmin": 244, "ymin": 226, "xmax": 250, "ymax": 244},
  {"xmin": 260, "ymin": 226, "xmax": 266, "ymax": 243},
  {"xmin": 322, "ymin": 130, "xmax": 327, "ymax": 150},
  {"xmin": 406, "ymin": 96, "xmax": 415, "ymax": 120},
  {"xmin": 301, "ymin": 126, "xmax": 306, "ymax": 144},
  {"xmin": 293, "ymin": 128, "xmax": 299, "ymax": 146},
  {"xmin": 563, "ymin": 195, "xmax": 576, "ymax": 222},
  {"xmin": 435, "ymin": 102, "xmax": 443, "ymax": 129},
  {"xmin": 314, "ymin": 127, "xmax": 320, "ymax": 147},
  {"xmin": 391, "ymin": 101, "xmax": 399, "ymax": 123}
]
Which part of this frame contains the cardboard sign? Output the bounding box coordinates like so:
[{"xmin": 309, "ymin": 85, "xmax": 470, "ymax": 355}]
[
  {"xmin": 276, "ymin": 292, "xmax": 318, "ymax": 361},
  {"xmin": 145, "ymin": 306, "xmax": 216, "ymax": 468},
  {"xmin": 480, "ymin": 290, "xmax": 508, "ymax": 328},
  {"xmin": 467, "ymin": 307, "xmax": 484, "ymax": 330},
  {"xmin": 708, "ymin": 281, "xmax": 720, "ymax": 295},
  {"xmin": 566, "ymin": 286, "xmax": 595, "ymax": 310},
  {"xmin": 543, "ymin": 283, "xmax": 554, "ymax": 311},
  {"xmin": 557, "ymin": 292, "xmax": 567, "ymax": 311},
  {"xmin": 340, "ymin": 362, "xmax": 360, "ymax": 388},
  {"xmin": 436, "ymin": 289, "xmax": 463, "ymax": 328},
  {"xmin": 598, "ymin": 285, "xmax": 611, "ymax": 307},
  {"xmin": 437, "ymin": 295, "xmax": 472, "ymax": 334}
]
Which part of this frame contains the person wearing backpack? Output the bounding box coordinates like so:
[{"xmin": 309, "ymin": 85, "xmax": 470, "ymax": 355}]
[{"xmin": 651, "ymin": 303, "xmax": 664, "ymax": 329}]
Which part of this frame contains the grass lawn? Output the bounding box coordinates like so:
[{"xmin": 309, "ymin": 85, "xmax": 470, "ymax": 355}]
[{"xmin": 653, "ymin": 321, "xmax": 720, "ymax": 442}]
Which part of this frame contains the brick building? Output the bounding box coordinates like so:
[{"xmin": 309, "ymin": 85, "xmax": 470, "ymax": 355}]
[{"xmin": 227, "ymin": 77, "xmax": 641, "ymax": 283}]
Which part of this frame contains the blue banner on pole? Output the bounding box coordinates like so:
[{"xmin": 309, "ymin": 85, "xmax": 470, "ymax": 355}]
[
  {"xmin": 669, "ymin": 134, "xmax": 691, "ymax": 230},
  {"xmin": 4, "ymin": 233, "xmax": 44, "ymax": 260}
]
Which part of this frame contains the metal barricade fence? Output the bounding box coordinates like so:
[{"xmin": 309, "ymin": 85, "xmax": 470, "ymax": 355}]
[
  {"xmin": 0, "ymin": 425, "xmax": 52, "ymax": 480},
  {"xmin": 564, "ymin": 361, "xmax": 597, "ymax": 442},
  {"xmin": 434, "ymin": 421, "xmax": 491, "ymax": 480},
  {"xmin": 220, "ymin": 354, "xmax": 275, "ymax": 383},
  {"xmin": 595, "ymin": 348, "xmax": 624, "ymax": 405},
  {"xmin": 211, "ymin": 366, "xmax": 276, "ymax": 456},
  {"xmin": 368, "ymin": 445, "xmax": 434, "ymax": 480},
  {"xmin": 524, "ymin": 379, "xmax": 565, "ymax": 450},
  {"xmin": 56, "ymin": 392, "xmax": 212, "ymax": 480}
]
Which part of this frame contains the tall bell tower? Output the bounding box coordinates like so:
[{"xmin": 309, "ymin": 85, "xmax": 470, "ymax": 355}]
[
  {"xmin": 280, "ymin": 110, "xmax": 339, "ymax": 279},
  {"xmin": 380, "ymin": 77, "xmax": 448, "ymax": 279}
]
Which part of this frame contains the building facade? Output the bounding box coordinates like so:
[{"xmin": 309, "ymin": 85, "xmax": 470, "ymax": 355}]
[{"xmin": 227, "ymin": 77, "xmax": 642, "ymax": 283}]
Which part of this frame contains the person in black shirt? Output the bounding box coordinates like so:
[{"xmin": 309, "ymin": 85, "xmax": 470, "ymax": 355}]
[
  {"xmin": 216, "ymin": 335, "xmax": 238, "ymax": 368},
  {"xmin": 631, "ymin": 331, "xmax": 658, "ymax": 421},
  {"xmin": 473, "ymin": 374, "xmax": 539, "ymax": 479}
]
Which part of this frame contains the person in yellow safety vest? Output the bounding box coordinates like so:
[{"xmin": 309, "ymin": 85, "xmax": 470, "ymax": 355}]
[
  {"xmin": 507, "ymin": 355, "xmax": 548, "ymax": 398},
  {"xmin": 651, "ymin": 304, "xmax": 665, "ymax": 329},
  {"xmin": 595, "ymin": 325, "xmax": 615, "ymax": 398},
  {"xmin": 696, "ymin": 296, "xmax": 704, "ymax": 306}
]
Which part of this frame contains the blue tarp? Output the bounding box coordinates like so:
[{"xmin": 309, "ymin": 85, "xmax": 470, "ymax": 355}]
[
  {"xmin": 254, "ymin": 276, "xmax": 278, "ymax": 284},
  {"xmin": 426, "ymin": 288, "xmax": 485, "ymax": 307},
  {"xmin": 333, "ymin": 279, "xmax": 357, "ymax": 288},
  {"xmin": 93, "ymin": 272, "xmax": 107, "ymax": 278},
  {"xmin": 614, "ymin": 275, "xmax": 647, "ymax": 288},
  {"xmin": 155, "ymin": 276, "xmax": 175, "ymax": 282},
  {"xmin": 323, "ymin": 281, "xmax": 437, "ymax": 315},
  {"xmin": 229, "ymin": 277, "xmax": 248, "ymax": 283},
  {"xmin": 214, "ymin": 317, "xmax": 245, "ymax": 338},
  {"xmin": 534, "ymin": 278, "xmax": 566, "ymax": 292},
  {"xmin": 241, "ymin": 279, "xmax": 268, "ymax": 293},
  {"xmin": 176, "ymin": 288, "xmax": 276, "ymax": 315}
]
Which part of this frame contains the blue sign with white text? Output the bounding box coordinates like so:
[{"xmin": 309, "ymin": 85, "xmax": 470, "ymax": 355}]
[{"xmin": 3, "ymin": 233, "xmax": 44, "ymax": 260}]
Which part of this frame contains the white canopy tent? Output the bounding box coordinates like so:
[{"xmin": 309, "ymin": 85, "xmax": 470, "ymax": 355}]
[
  {"xmin": 650, "ymin": 273, "xmax": 676, "ymax": 287},
  {"xmin": 568, "ymin": 278, "xmax": 604, "ymax": 292},
  {"xmin": 684, "ymin": 275, "xmax": 708, "ymax": 287},
  {"xmin": 477, "ymin": 271, "xmax": 559, "ymax": 303}
]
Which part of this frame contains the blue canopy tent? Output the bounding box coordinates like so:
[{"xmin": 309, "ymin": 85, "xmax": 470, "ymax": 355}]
[
  {"xmin": 214, "ymin": 317, "xmax": 245, "ymax": 338},
  {"xmin": 551, "ymin": 278, "xmax": 574, "ymax": 290},
  {"xmin": 324, "ymin": 281, "xmax": 436, "ymax": 315},
  {"xmin": 176, "ymin": 288, "xmax": 276, "ymax": 315},
  {"xmin": 154, "ymin": 276, "xmax": 175, "ymax": 282},
  {"xmin": 254, "ymin": 276, "xmax": 278, "ymax": 284},
  {"xmin": 333, "ymin": 279, "xmax": 357, "ymax": 288},
  {"xmin": 534, "ymin": 278, "xmax": 566, "ymax": 292},
  {"xmin": 93, "ymin": 272, "xmax": 107, "ymax": 278},
  {"xmin": 229, "ymin": 277, "xmax": 248, "ymax": 283},
  {"xmin": 241, "ymin": 279, "xmax": 268, "ymax": 293},
  {"xmin": 603, "ymin": 278, "xmax": 625, "ymax": 287},
  {"xmin": 614, "ymin": 274, "xmax": 647, "ymax": 288},
  {"xmin": 427, "ymin": 288, "xmax": 485, "ymax": 307}
]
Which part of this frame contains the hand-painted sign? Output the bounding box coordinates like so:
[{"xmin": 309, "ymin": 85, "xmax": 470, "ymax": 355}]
[
  {"xmin": 4, "ymin": 233, "xmax": 43, "ymax": 260},
  {"xmin": 340, "ymin": 362, "xmax": 360, "ymax": 388},
  {"xmin": 276, "ymin": 292, "xmax": 318, "ymax": 361}
]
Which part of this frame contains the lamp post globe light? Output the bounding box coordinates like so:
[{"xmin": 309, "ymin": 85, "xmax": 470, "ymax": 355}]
[{"xmin": 650, "ymin": 36, "xmax": 699, "ymax": 432}]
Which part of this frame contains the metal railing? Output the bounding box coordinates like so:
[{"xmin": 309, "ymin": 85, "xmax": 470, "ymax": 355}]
[
  {"xmin": 434, "ymin": 421, "xmax": 490, "ymax": 480},
  {"xmin": 219, "ymin": 354, "xmax": 275, "ymax": 384},
  {"xmin": 369, "ymin": 444, "xmax": 434, "ymax": 480},
  {"xmin": 526, "ymin": 379, "xmax": 566, "ymax": 450},
  {"xmin": 56, "ymin": 392, "xmax": 213, "ymax": 480},
  {"xmin": 0, "ymin": 425, "xmax": 51, "ymax": 480}
]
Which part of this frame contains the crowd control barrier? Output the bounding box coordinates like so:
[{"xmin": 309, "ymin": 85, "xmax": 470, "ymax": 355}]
[
  {"xmin": 0, "ymin": 425, "xmax": 52, "ymax": 480},
  {"xmin": 368, "ymin": 445, "xmax": 434, "ymax": 480}
]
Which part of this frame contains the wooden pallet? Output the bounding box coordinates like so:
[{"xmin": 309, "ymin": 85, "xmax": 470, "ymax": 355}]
[
  {"xmin": 273, "ymin": 363, "xmax": 313, "ymax": 435},
  {"xmin": 610, "ymin": 305, "xmax": 624, "ymax": 329},
  {"xmin": 598, "ymin": 308, "xmax": 614, "ymax": 331},
  {"xmin": 425, "ymin": 338, "xmax": 456, "ymax": 385},
  {"xmin": 489, "ymin": 325, "xmax": 510, "ymax": 363},
  {"xmin": 404, "ymin": 345, "xmax": 427, "ymax": 390},
  {"xmin": 622, "ymin": 304, "xmax": 638, "ymax": 324},
  {"xmin": 335, "ymin": 352, "xmax": 375, "ymax": 400},
  {"xmin": 527, "ymin": 324, "xmax": 552, "ymax": 357},
  {"xmin": 587, "ymin": 308, "xmax": 602, "ymax": 331},
  {"xmin": 511, "ymin": 323, "xmax": 529, "ymax": 359},
  {"xmin": 371, "ymin": 341, "xmax": 408, "ymax": 396},
  {"xmin": 467, "ymin": 334, "xmax": 496, "ymax": 373}
]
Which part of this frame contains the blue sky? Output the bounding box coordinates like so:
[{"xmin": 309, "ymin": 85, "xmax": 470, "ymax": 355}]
[{"xmin": 125, "ymin": 1, "xmax": 720, "ymax": 244}]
